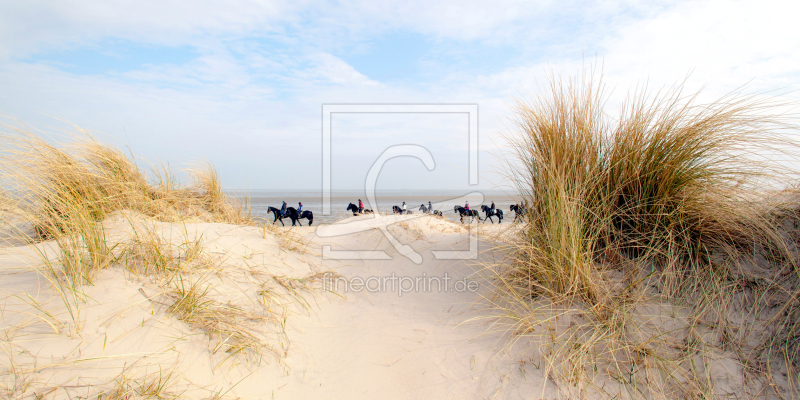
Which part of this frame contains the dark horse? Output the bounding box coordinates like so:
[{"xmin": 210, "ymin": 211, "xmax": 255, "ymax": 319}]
[
  {"xmin": 420, "ymin": 204, "xmax": 443, "ymax": 217},
  {"xmin": 269, "ymin": 206, "xmax": 313, "ymax": 226},
  {"xmin": 268, "ymin": 206, "xmax": 286, "ymax": 225},
  {"xmin": 285, "ymin": 207, "xmax": 313, "ymax": 226},
  {"xmin": 480, "ymin": 205, "xmax": 503, "ymax": 224},
  {"xmin": 509, "ymin": 204, "xmax": 527, "ymax": 222},
  {"xmin": 454, "ymin": 206, "xmax": 480, "ymax": 223},
  {"xmin": 347, "ymin": 203, "xmax": 373, "ymax": 215},
  {"xmin": 392, "ymin": 206, "xmax": 412, "ymax": 215}
]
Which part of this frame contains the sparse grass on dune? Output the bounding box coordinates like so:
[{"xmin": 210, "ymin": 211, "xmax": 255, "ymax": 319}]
[
  {"xmin": 489, "ymin": 71, "xmax": 800, "ymax": 397},
  {"xmin": 0, "ymin": 126, "xmax": 255, "ymax": 332},
  {"xmin": 166, "ymin": 275, "xmax": 274, "ymax": 362},
  {"xmin": 0, "ymin": 124, "xmax": 254, "ymax": 280},
  {"xmin": 0, "ymin": 125, "xmax": 331, "ymax": 396},
  {"xmin": 119, "ymin": 222, "xmax": 207, "ymax": 277},
  {"xmin": 98, "ymin": 366, "xmax": 182, "ymax": 400}
]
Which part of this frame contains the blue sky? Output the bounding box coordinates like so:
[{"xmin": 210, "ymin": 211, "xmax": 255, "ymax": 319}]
[{"xmin": 0, "ymin": 0, "xmax": 798, "ymax": 190}]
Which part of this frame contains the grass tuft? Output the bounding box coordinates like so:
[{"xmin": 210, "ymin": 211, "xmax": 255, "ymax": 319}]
[
  {"xmin": 166, "ymin": 276, "xmax": 273, "ymax": 361},
  {"xmin": 491, "ymin": 70, "xmax": 800, "ymax": 396}
]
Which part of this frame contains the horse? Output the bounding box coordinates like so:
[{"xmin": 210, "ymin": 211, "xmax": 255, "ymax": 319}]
[
  {"xmin": 480, "ymin": 205, "xmax": 504, "ymax": 223},
  {"xmin": 392, "ymin": 205, "xmax": 411, "ymax": 215},
  {"xmin": 347, "ymin": 203, "xmax": 373, "ymax": 215},
  {"xmin": 454, "ymin": 206, "xmax": 480, "ymax": 223},
  {"xmin": 268, "ymin": 206, "xmax": 287, "ymax": 225},
  {"xmin": 420, "ymin": 204, "xmax": 442, "ymax": 217},
  {"xmin": 284, "ymin": 207, "xmax": 313, "ymax": 226},
  {"xmin": 509, "ymin": 204, "xmax": 527, "ymax": 222}
]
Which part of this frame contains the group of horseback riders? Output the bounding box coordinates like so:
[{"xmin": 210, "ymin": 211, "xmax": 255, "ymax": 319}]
[
  {"xmin": 346, "ymin": 198, "xmax": 528, "ymax": 224},
  {"xmin": 463, "ymin": 200, "xmax": 495, "ymax": 213},
  {"xmin": 269, "ymin": 201, "xmax": 313, "ymax": 226},
  {"xmin": 453, "ymin": 200, "xmax": 499, "ymax": 223}
]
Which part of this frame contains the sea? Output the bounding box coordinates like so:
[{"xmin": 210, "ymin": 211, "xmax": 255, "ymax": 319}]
[{"xmin": 229, "ymin": 189, "xmax": 520, "ymax": 225}]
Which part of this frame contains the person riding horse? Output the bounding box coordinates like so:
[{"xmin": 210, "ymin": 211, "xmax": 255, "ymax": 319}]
[
  {"xmin": 510, "ymin": 203, "xmax": 527, "ymax": 222},
  {"xmin": 281, "ymin": 201, "xmax": 287, "ymax": 217},
  {"xmin": 284, "ymin": 206, "xmax": 313, "ymax": 226},
  {"xmin": 481, "ymin": 204, "xmax": 503, "ymax": 223},
  {"xmin": 358, "ymin": 199, "xmax": 364, "ymax": 213},
  {"xmin": 454, "ymin": 205, "xmax": 480, "ymax": 223}
]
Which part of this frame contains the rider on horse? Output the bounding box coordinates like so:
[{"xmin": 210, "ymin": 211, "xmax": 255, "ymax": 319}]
[
  {"xmin": 465, "ymin": 201, "xmax": 469, "ymax": 211},
  {"xmin": 358, "ymin": 199, "xmax": 363, "ymax": 213},
  {"xmin": 298, "ymin": 202, "xmax": 303, "ymax": 214},
  {"xmin": 281, "ymin": 201, "xmax": 287, "ymax": 217}
]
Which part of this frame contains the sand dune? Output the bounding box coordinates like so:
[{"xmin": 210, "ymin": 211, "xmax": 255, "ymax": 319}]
[{"xmin": 0, "ymin": 213, "xmax": 559, "ymax": 399}]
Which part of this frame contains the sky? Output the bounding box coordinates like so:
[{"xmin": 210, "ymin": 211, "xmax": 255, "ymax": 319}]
[{"xmin": 0, "ymin": 0, "xmax": 798, "ymax": 191}]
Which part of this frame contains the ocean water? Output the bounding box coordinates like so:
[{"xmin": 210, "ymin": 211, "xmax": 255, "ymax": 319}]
[{"xmin": 229, "ymin": 189, "xmax": 520, "ymax": 225}]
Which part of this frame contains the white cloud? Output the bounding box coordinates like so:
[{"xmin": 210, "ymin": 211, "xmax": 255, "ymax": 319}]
[
  {"xmin": 599, "ymin": 0, "xmax": 800, "ymax": 95},
  {"xmin": 0, "ymin": 0, "xmax": 798, "ymax": 189},
  {"xmin": 0, "ymin": 0, "xmax": 300, "ymax": 58},
  {"xmin": 301, "ymin": 52, "xmax": 382, "ymax": 87}
]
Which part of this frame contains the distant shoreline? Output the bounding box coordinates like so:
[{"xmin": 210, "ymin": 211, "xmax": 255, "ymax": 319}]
[{"xmin": 226, "ymin": 188, "xmax": 521, "ymax": 196}]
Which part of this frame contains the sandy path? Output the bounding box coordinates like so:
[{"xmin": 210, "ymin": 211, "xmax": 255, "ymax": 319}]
[{"xmin": 245, "ymin": 216, "xmax": 549, "ymax": 399}]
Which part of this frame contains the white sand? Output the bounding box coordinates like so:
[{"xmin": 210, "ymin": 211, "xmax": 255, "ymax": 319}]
[{"xmin": 0, "ymin": 213, "xmax": 558, "ymax": 399}]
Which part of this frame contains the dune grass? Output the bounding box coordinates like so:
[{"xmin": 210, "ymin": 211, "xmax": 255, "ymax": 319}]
[
  {"xmin": 0, "ymin": 127, "xmax": 254, "ymax": 333},
  {"xmin": 0, "ymin": 128, "xmax": 242, "ymax": 266},
  {"xmin": 0, "ymin": 127, "xmax": 251, "ymax": 241},
  {"xmin": 0, "ymin": 126, "xmax": 324, "ymax": 371},
  {"xmin": 99, "ymin": 366, "xmax": 182, "ymax": 400},
  {"xmin": 166, "ymin": 275, "xmax": 273, "ymax": 363},
  {"xmin": 491, "ymin": 72, "xmax": 800, "ymax": 397}
]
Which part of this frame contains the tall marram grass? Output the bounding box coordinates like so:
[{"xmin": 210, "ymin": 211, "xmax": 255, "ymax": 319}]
[
  {"xmin": 0, "ymin": 126, "xmax": 250, "ymax": 243},
  {"xmin": 494, "ymin": 72, "xmax": 800, "ymax": 396},
  {"xmin": 505, "ymin": 75, "xmax": 794, "ymax": 302},
  {"xmin": 0, "ymin": 126, "xmax": 252, "ymax": 327}
]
